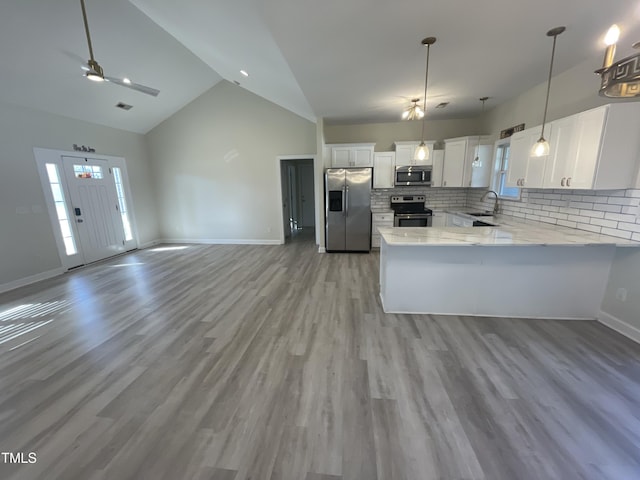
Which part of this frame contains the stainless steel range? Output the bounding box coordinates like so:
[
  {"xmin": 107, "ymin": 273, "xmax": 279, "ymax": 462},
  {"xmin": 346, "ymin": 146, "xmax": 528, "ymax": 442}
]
[{"xmin": 390, "ymin": 195, "xmax": 433, "ymax": 227}]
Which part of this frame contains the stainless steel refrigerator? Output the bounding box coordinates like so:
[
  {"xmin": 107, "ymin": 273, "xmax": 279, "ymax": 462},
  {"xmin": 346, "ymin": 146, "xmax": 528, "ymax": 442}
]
[{"xmin": 325, "ymin": 168, "xmax": 372, "ymax": 252}]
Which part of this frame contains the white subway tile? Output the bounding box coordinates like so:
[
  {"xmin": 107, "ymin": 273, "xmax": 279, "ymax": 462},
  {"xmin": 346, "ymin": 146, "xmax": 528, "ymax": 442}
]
[
  {"xmin": 557, "ymin": 220, "xmax": 578, "ymax": 229},
  {"xmin": 632, "ymin": 233, "xmax": 640, "ymax": 241},
  {"xmin": 600, "ymin": 228, "xmax": 632, "ymax": 239},
  {"xmin": 604, "ymin": 212, "xmax": 637, "ymax": 223},
  {"xmin": 579, "ymin": 209, "xmax": 605, "ymax": 218},
  {"xmin": 576, "ymin": 223, "xmax": 602, "ymax": 234},
  {"xmin": 593, "ymin": 204, "xmax": 622, "ymax": 213},
  {"xmin": 569, "ymin": 201, "xmax": 594, "ymax": 209},
  {"xmin": 617, "ymin": 222, "xmax": 640, "ymax": 233},
  {"xmin": 590, "ymin": 218, "xmax": 618, "ymax": 228},
  {"xmin": 608, "ymin": 197, "xmax": 640, "ymax": 206}
]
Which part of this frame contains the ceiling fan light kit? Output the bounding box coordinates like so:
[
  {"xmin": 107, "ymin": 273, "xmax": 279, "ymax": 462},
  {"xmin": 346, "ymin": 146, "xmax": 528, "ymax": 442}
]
[
  {"xmin": 79, "ymin": 0, "xmax": 159, "ymax": 96},
  {"xmin": 595, "ymin": 24, "xmax": 640, "ymax": 98},
  {"xmin": 414, "ymin": 36, "xmax": 436, "ymax": 162},
  {"xmin": 402, "ymin": 98, "xmax": 424, "ymax": 120},
  {"xmin": 531, "ymin": 26, "xmax": 565, "ymax": 158}
]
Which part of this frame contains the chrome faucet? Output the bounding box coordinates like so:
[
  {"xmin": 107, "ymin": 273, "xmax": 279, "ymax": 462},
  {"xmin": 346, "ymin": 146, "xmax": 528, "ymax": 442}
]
[{"xmin": 481, "ymin": 190, "xmax": 499, "ymax": 214}]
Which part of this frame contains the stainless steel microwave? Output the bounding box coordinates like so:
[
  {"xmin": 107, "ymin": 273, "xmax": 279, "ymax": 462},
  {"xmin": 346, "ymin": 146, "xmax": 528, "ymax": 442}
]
[{"xmin": 394, "ymin": 165, "xmax": 432, "ymax": 187}]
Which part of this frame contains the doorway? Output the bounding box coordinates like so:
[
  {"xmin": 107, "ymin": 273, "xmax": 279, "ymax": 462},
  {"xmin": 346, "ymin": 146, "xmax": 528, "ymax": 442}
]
[
  {"xmin": 34, "ymin": 148, "xmax": 138, "ymax": 270},
  {"xmin": 279, "ymin": 158, "xmax": 315, "ymax": 244}
]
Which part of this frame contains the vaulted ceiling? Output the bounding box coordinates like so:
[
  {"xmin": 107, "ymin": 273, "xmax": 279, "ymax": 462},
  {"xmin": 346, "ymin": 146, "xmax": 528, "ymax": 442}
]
[{"xmin": 1, "ymin": 0, "xmax": 639, "ymax": 133}]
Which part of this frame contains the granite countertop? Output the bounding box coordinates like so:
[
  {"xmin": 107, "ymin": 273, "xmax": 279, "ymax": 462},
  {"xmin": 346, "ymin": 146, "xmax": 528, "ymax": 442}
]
[{"xmin": 378, "ymin": 214, "xmax": 640, "ymax": 247}]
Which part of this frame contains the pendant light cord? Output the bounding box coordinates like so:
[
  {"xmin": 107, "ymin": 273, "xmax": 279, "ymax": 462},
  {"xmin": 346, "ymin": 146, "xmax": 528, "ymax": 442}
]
[
  {"xmin": 540, "ymin": 33, "xmax": 558, "ymax": 139},
  {"xmin": 420, "ymin": 44, "xmax": 430, "ymax": 143}
]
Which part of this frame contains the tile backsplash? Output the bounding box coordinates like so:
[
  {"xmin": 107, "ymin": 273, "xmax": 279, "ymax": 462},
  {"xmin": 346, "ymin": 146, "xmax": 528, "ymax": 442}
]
[
  {"xmin": 467, "ymin": 188, "xmax": 640, "ymax": 241},
  {"xmin": 373, "ymin": 187, "xmax": 640, "ymax": 241},
  {"xmin": 371, "ymin": 187, "xmax": 468, "ymax": 212}
]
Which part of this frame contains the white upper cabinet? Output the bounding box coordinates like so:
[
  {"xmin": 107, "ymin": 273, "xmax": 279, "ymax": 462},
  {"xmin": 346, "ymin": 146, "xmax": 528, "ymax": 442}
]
[
  {"xmin": 431, "ymin": 150, "xmax": 445, "ymax": 187},
  {"xmin": 544, "ymin": 104, "xmax": 640, "ymax": 190},
  {"xmin": 373, "ymin": 152, "xmax": 395, "ymax": 189},
  {"xmin": 442, "ymin": 136, "xmax": 492, "ymax": 188},
  {"xmin": 328, "ymin": 143, "xmax": 375, "ymax": 168},
  {"xmin": 507, "ymin": 104, "xmax": 640, "ymax": 190},
  {"xmin": 394, "ymin": 141, "xmax": 434, "ymax": 166},
  {"xmin": 505, "ymin": 126, "xmax": 548, "ymax": 189}
]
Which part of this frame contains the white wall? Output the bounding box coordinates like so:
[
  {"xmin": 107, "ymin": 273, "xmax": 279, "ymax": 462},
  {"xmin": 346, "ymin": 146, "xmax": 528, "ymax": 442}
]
[
  {"xmin": 600, "ymin": 248, "xmax": 640, "ymax": 341},
  {"xmin": 146, "ymin": 81, "xmax": 316, "ymax": 243},
  {"xmin": 0, "ymin": 100, "xmax": 158, "ymax": 289}
]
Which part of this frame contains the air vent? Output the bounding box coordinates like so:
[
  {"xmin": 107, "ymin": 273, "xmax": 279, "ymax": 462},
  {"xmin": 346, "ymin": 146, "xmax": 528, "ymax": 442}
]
[
  {"xmin": 435, "ymin": 102, "xmax": 449, "ymax": 109},
  {"xmin": 115, "ymin": 102, "xmax": 133, "ymax": 111},
  {"xmin": 233, "ymin": 80, "xmax": 241, "ymax": 86}
]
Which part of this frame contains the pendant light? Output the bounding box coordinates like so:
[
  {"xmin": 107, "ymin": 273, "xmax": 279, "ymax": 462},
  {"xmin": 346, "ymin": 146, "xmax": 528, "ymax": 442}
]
[
  {"xmin": 531, "ymin": 26, "xmax": 565, "ymax": 157},
  {"xmin": 472, "ymin": 97, "xmax": 489, "ymax": 168},
  {"xmin": 414, "ymin": 37, "xmax": 436, "ymax": 161}
]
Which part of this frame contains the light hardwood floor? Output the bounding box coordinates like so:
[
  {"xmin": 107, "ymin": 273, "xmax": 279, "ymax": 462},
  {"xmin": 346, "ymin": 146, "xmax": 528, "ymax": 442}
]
[{"xmin": 1, "ymin": 238, "xmax": 640, "ymax": 480}]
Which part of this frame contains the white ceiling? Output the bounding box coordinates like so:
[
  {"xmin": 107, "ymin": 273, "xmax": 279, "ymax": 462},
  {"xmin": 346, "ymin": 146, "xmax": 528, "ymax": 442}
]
[{"xmin": 2, "ymin": 0, "xmax": 640, "ymax": 132}]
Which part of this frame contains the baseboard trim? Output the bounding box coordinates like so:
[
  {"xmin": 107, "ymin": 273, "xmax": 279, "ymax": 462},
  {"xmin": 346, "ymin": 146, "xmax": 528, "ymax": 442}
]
[
  {"xmin": 0, "ymin": 267, "xmax": 65, "ymax": 294},
  {"xmin": 140, "ymin": 239, "xmax": 161, "ymax": 249},
  {"xmin": 318, "ymin": 247, "xmax": 326, "ymax": 253},
  {"xmin": 159, "ymin": 238, "xmax": 281, "ymax": 246},
  {"xmin": 598, "ymin": 310, "xmax": 640, "ymax": 344}
]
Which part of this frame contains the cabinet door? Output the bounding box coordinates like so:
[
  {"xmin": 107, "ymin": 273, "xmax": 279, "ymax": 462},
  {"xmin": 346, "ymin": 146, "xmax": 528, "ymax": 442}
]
[
  {"xmin": 505, "ymin": 131, "xmax": 528, "ymax": 188},
  {"xmin": 431, "ymin": 150, "xmax": 444, "ymax": 187},
  {"xmin": 469, "ymin": 144, "xmax": 493, "ymax": 188},
  {"xmin": 413, "ymin": 143, "xmax": 434, "ymax": 166},
  {"xmin": 442, "ymin": 139, "xmax": 467, "ymax": 187},
  {"xmin": 394, "ymin": 144, "xmax": 417, "ymax": 166},
  {"xmin": 331, "ymin": 147, "xmax": 352, "ymax": 167},
  {"xmin": 373, "ymin": 152, "xmax": 395, "ymax": 189},
  {"xmin": 352, "ymin": 146, "xmax": 373, "ymax": 167},
  {"xmin": 544, "ymin": 115, "xmax": 578, "ymax": 188},
  {"xmin": 568, "ymin": 107, "xmax": 607, "ymax": 189},
  {"xmin": 431, "ymin": 212, "xmax": 446, "ymax": 226},
  {"xmin": 524, "ymin": 126, "xmax": 548, "ymax": 188}
]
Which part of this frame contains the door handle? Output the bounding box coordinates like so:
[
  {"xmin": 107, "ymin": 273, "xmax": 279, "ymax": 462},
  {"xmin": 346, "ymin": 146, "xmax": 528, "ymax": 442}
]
[{"xmin": 345, "ymin": 185, "xmax": 349, "ymax": 216}]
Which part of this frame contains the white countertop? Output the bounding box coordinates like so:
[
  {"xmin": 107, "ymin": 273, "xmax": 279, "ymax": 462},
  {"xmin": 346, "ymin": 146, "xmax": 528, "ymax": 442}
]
[{"xmin": 379, "ymin": 215, "xmax": 640, "ymax": 247}]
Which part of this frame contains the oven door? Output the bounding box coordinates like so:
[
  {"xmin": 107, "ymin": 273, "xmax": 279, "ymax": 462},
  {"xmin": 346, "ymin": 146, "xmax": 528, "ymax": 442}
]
[{"xmin": 394, "ymin": 214, "xmax": 433, "ymax": 227}]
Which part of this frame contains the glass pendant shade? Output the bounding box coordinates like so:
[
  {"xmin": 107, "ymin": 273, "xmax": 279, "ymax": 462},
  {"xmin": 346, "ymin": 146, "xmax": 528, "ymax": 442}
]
[
  {"xmin": 86, "ymin": 72, "xmax": 105, "ymax": 82},
  {"xmin": 414, "ymin": 142, "xmax": 429, "ymax": 161},
  {"xmin": 531, "ymin": 138, "xmax": 550, "ymax": 157}
]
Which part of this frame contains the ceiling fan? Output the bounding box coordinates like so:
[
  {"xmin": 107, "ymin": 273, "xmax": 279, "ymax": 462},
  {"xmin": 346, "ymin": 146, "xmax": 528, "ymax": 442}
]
[{"xmin": 79, "ymin": 0, "xmax": 160, "ymax": 97}]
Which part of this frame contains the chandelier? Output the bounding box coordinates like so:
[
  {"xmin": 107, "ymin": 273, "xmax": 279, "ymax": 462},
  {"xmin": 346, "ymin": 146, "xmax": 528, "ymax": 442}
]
[
  {"xmin": 595, "ymin": 24, "xmax": 640, "ymax": 98},
  {"xmin": 402, "ymin": 98, "xmax": 424, "ymax": 120}
]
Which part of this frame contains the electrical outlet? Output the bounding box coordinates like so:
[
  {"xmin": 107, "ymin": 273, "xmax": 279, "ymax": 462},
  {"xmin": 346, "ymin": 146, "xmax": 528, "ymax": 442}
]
[{"xmin": 616, "ymin": 287, "xmax": 628, "ymax": 302}]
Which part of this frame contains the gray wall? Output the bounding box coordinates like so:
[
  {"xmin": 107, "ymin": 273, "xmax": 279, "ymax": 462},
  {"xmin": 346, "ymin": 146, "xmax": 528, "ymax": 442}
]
[
  {"xmin": 0, "ymin": 100, "xmax": 158, "ymax": 288},
  {"xmin": 146, "ymin": 81, "xmax": 317, "ymax": 243},
  {"xmin": 324, "ymin": 117, "xmax": 484, "ymax": 151}
]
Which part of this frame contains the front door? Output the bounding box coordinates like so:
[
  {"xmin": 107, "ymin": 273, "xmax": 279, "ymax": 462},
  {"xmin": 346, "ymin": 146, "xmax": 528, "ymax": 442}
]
[{"xmin": 62, "ymin": 156, "xmax": 126, "ymax": 264}]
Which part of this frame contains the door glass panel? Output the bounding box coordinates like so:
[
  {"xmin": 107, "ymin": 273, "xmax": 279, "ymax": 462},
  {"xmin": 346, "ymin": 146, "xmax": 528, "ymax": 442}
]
[
  {"xmin": 112, "ymin": 167, "xmax": 133, "ymax": 241},
  {"xmin": 73, "ymin": 164, "xmax": 103, "ymax": 179},
  {"xmin": 45, "ymin": 163, "xmax": 77, "ymax": 255}
]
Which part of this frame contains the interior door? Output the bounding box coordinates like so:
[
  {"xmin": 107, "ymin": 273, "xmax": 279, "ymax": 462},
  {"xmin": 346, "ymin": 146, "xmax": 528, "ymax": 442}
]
[
  {"xmin": 62, "ymin": 156, "xmax": 126, "ymax": 264},
  {"xmin": 299, "ymin": 163, "xmax": 315, "ymax": 227}
]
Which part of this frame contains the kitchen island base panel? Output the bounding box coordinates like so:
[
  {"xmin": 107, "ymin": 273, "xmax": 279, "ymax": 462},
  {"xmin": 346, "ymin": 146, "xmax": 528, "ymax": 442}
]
[{"xmin": 380, "ymin": 242, "xmax": 616, "ymax": 318}]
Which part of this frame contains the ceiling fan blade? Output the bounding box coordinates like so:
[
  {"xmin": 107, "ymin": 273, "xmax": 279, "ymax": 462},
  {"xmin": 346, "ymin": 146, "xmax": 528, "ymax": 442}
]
[{"xmin": 104, "ymin": 76, "xmax": 160, "ymax": 97}]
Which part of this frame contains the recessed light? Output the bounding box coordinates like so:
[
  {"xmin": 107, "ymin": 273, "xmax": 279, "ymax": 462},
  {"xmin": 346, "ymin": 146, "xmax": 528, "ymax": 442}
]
[
  {"xmin": 240, "ymin": 70, "xmax": 249, "ymax": 77},
  {"xmin": 122, "ymin": 78, "xmax": 132, "ymax": 84}
]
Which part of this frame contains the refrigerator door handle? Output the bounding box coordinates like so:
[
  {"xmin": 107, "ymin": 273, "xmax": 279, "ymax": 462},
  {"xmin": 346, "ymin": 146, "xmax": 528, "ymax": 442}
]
[{"xmin": 345, "ymin": 185, "xmax": 349, "ymax": 216}]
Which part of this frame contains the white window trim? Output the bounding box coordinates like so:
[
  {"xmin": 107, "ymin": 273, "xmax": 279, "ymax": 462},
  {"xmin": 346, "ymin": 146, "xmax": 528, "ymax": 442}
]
[{"xmin": 491, "ymin": 137, "xmax": 521, "ymax": 201}]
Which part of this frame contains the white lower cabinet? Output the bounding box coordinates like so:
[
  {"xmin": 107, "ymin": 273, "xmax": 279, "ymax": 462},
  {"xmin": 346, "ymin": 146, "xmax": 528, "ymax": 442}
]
[{"xmin": 372, "ymin": 212, "xmax": 394, "ymax": 248}]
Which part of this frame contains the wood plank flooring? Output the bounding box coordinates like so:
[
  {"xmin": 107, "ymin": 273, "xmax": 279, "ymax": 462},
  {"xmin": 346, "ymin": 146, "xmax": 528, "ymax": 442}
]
[{"xmin": 1, "ymin": 237, "xmax": 640, "ymax": 479}]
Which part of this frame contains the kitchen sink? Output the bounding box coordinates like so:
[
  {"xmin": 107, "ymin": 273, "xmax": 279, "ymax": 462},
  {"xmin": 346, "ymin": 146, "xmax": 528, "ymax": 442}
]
[
  {"xmin": 468, "ymin": 212, "xmax": 494, "ymax": 217},
  {"xmin": 472, "ymin": 220, "xmax": 496, "ymax": 227}
]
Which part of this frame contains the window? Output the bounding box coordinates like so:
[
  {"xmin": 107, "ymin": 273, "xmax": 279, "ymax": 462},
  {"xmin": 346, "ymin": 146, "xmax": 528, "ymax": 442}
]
[
  {"xmin": 112, "ymin": 167, "xmax": 133, "ymax": 241},
  {"xmin": 492, "ymin": 141, "xmax": 520, "ymax": 199},
  {"xmin": 73, "ymin": 164, "xmax": 103, "ymax": 179},
  {"xmin": 45, "ymin": 163, "xmax": 77, "ymax": 255}
]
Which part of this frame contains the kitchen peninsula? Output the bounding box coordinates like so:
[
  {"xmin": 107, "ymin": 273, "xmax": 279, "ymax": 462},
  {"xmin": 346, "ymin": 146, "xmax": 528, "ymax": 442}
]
[{"xmin": 378, "ymin": 216, "xmax": 640, "ymax": 318}]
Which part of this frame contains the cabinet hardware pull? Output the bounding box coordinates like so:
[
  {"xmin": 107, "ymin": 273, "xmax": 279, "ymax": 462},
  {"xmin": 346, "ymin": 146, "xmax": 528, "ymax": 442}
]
[
  {"xmin": 567, "ymin": 177, "xmax": 571, "ymax": 187},
  {"xmin": 561, "ymin": 177, "xmax": 566, "ymax": 187}
]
